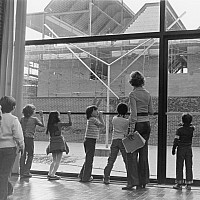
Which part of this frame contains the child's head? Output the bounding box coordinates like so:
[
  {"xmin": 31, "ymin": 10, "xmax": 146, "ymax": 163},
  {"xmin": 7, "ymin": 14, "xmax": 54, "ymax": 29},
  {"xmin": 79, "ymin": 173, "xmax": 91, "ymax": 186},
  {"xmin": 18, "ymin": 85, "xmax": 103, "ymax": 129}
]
[
  {"xmin": 0, "ymin": 96, "xmax": 16, "ymax": 113},
  {"xmin": 86, "ymin": 105, "xmax": 98, "ymax": 119},
  {"xmin": 47, "ymin": 111, "xmax": 60, "ymax": 124},
  {"xmin": 182, "ymin": 113, "xmax": 192, "ymax": 126},
  {"xmin": 117, "ymin": 103, "xmax": 128, "ymax": 116},
  {"xmin": 129, "ymin": 71, "xmax": 145, "ymax": 87},
  {"xmin": 22, "ymin": 104, "xmax": 36, "ymax": 118},
  {"xmin": 46, "ymin": 111, "xmax": 61, "ymax": 135}
]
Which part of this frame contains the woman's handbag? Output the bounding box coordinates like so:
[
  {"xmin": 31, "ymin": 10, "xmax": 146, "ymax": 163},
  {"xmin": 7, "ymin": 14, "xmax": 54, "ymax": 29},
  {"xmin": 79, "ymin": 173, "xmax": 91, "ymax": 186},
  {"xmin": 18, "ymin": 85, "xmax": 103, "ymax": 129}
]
[{"xmin": 122, "ymin": 131, "xmax": 146, "ymax": 153}]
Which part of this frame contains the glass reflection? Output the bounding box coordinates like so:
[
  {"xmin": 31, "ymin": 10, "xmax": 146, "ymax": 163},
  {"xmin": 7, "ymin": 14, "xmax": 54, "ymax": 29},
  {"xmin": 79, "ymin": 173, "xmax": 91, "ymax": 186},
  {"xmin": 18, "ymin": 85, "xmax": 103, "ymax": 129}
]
[
  {"xmin": 24, "ymin": 38, "xmax": 159, "ymax": 176},
  {"xmin": 26, "ymin": 0, "xmax": 160, "ymax": 40}
]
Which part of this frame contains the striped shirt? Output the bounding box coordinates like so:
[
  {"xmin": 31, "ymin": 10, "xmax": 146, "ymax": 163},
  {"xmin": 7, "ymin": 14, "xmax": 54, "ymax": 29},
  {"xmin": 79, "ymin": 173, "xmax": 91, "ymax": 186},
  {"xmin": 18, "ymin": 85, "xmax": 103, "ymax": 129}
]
[{"xmin": 85, "ymin": 117, "xmax": 102, "ymax": 139}]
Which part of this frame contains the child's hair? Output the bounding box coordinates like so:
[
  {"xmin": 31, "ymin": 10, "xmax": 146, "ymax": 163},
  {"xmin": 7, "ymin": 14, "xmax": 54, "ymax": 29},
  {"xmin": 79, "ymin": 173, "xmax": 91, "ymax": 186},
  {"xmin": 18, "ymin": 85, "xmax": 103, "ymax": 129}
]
[
  {"xmin": 46, "ymin": 111, "xmax": 61, "ymax": 134},
  {"xmin": 22, "ymin": 104, "xmax": 36, "ymax": 118},
  {"xmin": 129, "ymin": 71, "xmax": 145, "ymax": 87},
  {"xmin": 117, "ymin": 103, "xmax": 128, "ymax": 116},
  {"xmin": 86, "ymin": 105, "xmax": 98, "ymax": 120},
  {"xmin": 182, "ymin": 113, "xmax": 192, "ymax": 126},
  {"xmin": 0, "ymin": 96, "xmax": 16, "ymax": 113}
]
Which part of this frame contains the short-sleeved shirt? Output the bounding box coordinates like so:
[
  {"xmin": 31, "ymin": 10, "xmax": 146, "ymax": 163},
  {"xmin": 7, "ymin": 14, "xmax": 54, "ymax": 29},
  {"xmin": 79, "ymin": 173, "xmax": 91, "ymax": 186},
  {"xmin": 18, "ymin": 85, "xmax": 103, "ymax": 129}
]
[
  {"xmin": 112, "ymin": 116, "xmax": 129, "ymax": 140},
  {"xmin": 20, "ymin": 117, "xmax": 43, "ymax": 138},
  {"xmin": 176, "ymin": 125, "xmax": 194, "ymax": 146},
  {"xmin": 85, "ymin": 117, "xmax": 102, "ymax": 139}
]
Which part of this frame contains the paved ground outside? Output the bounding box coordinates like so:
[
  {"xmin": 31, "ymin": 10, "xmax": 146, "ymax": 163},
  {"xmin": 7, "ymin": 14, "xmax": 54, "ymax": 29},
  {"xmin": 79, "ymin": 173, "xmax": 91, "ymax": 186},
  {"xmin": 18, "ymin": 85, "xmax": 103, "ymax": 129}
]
[
  {"xmin": 29, "ymin": 141, "xmax": 200, "ymax": 180},
  {"xmin": 9, "ymin": 141, "xmax": 200, "ymax": 200}
]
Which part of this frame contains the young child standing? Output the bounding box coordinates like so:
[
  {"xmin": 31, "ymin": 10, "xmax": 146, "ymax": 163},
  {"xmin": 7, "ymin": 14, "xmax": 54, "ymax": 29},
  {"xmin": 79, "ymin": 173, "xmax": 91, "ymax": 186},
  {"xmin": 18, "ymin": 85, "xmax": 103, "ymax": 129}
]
[
  {"xmin": 20, "ymin": 104, "xmax": 44, "ymax": 178},
  {"xmin": 172, "ymin": 113, "xmax": 195, "ymax": 190},
  {"xmin": 0, "ymin": 96, "xmax": 24, "ymax": 199},
  {"xmin": 46, "ymin": 111, "xmax": 72, "ymax": 180},
  {"xmin": 103, "ymin": 103, "xmax": 129, "ymax": 184},
  {"xmin": 79, "ymin": 105, "xmax": 105, "ymax": 182}
]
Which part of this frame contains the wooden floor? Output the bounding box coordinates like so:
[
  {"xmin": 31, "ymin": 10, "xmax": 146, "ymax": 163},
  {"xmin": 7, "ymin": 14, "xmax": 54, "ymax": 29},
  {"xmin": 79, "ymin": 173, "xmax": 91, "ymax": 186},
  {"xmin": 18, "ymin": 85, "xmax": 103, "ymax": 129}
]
[{"xmin": 8, "ymin": 174, "xmax": 200, "ymax": 200}]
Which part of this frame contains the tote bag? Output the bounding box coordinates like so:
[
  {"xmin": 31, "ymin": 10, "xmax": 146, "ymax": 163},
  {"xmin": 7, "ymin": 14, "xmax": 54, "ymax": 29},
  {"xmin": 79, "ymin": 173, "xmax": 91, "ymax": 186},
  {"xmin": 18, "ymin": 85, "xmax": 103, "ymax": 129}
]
[{"xmin": 122, "ymin": 131, "xmax": 146, "ymax": 153}]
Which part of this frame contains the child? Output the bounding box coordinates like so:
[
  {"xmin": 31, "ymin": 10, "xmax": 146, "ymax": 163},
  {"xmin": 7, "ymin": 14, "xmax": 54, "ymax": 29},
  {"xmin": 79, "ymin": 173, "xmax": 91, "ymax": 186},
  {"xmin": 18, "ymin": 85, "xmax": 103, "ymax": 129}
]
[
  {"xmin": 0, "ymin": 96, "xmax": 24, "ymax": 199},
  {"xmin": 172, "ymin": 113, "xmax": 194, "ymax": 190},
  {"xmin": 79, "ymin": 105, "xmax": 105, "ymax": 182},
  {"xmin": 46, "ymin": 111, "xmax": 72, "ymax": 180},
  {"xmin": 20, "ymin": 104, "xmax": 44, "ymax": 178},
  {"xmin": 103, "ymin": 103, "xmax": 129, "ymax": 184}
]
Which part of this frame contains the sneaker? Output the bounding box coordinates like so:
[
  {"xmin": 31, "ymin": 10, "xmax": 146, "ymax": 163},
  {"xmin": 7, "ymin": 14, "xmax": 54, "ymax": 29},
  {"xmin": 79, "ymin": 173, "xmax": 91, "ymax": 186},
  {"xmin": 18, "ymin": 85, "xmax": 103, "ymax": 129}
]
[
  {"xmin": 48, "ymin": 175, "xmax": 61, "ymax": 180},
  {"xmin": 185, "ymin": 185, "xmax": 192, "ymax": 190},
  {"xmin": 80, "ymin": 176, "xmax": 93, "ymax": 183},
  {"xmin": 103, "ymin": 177, "xmax": 110, "ymax": 185},
  {"xmin": 122, "ymin": 185, "xmax": 134, "ymax": 190},
  {"xmin": 173, "ymin": 184, "xmax": 182, "ymax": 190},
  {"xmin": 78, "ymin": 174, "xmax": 82, "ymax": 182}
]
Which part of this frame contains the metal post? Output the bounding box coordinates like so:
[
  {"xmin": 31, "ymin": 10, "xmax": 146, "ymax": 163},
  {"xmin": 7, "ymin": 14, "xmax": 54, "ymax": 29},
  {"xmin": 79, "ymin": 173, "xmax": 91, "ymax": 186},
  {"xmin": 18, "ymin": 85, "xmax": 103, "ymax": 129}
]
[
  {"xmin": 106, "ymin": 64, "xmax": 111, "ymax": 148},
  {"xmin": 89, "ymin": 0, "xmax": 92, "ymax": 36}
]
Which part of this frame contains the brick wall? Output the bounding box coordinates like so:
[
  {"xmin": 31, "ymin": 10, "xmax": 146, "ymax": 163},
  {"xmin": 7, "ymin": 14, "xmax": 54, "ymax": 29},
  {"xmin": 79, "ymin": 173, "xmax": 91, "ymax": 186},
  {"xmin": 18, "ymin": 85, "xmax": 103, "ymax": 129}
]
[{"xmin": 36, "ymin": 55, "xmax": 157, "ymax": 98}]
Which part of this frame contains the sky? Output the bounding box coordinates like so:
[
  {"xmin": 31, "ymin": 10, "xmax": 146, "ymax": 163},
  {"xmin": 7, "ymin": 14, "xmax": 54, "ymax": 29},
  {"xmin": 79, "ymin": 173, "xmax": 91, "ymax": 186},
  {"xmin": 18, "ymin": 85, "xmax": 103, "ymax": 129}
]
[{"xmin": 26, "ymin": 0, "xmax": 200, "ymax": 39}]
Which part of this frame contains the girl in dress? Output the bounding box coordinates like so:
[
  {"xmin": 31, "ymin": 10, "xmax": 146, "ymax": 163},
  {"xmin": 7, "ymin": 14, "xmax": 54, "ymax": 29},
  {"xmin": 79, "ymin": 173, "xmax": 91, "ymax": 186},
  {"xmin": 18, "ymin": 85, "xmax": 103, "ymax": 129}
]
[{"xmin": 46, "ymin": 111, "xmax": 72, "ymax": 180}]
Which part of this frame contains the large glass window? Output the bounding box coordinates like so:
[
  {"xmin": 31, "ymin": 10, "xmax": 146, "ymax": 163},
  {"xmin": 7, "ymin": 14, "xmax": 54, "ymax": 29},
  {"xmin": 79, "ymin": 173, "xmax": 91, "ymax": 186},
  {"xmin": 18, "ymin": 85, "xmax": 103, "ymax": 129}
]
[
  {"xmin": 166, "ymin": 0, "xmax": 200, "ymax": 31},
  {"xmin": 24, "ymin": 0, "xmax": 200, "ymax": 183},
  {"xmin": 24, "ymin": 38, "xmax": 159, "ymax": 177},
  {"xmin": 26, "ymin": 0, "xmax": 160, "ymax": 40},
  {"xmin": 167, "ymin": 38, "xmax": 200, "ymax": 180}
]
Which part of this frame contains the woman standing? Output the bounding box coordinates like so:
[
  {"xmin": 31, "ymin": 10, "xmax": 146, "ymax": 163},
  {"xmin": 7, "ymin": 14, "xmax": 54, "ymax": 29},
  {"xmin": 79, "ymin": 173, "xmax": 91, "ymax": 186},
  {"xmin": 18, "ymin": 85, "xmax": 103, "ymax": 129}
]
[{"xmin": 122, "ymin": 71, "xmax": 154, "ymax": 190}]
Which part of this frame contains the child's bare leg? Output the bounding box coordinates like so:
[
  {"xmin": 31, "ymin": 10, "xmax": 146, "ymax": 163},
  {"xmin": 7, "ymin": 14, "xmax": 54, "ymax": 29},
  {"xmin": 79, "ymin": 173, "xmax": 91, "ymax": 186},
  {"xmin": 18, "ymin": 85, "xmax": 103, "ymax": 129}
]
[
  {"xmin": 51, "ymin": 152, "xmax": 63, "ymax": 176},
  {"xmin": 48, "ymin": 153, "xmax": 57, "ymax": 176}
]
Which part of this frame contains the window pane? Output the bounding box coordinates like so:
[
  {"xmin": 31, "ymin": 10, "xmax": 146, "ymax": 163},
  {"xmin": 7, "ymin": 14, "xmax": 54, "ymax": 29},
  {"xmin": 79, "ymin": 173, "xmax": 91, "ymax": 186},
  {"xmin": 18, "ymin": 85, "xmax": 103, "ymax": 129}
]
[
  {"xmin": 167, "ymin": 39, "xmax": 200, "ymax": 180},
  {"xmin": 24, "ymin": 38, "xmax": 159, "ymax": 177},
  {"xmin": 26, "ymin": 0, "xmax": 160, "ymax": 40},
  {"xmin": 166, "ymin": 0, "xmax": 200, "ymax": 31}
]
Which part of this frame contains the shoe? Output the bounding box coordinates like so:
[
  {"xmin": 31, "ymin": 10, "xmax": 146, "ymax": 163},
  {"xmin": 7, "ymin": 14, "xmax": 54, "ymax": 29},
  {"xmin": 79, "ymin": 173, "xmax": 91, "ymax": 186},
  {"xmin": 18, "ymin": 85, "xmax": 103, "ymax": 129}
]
[
  {"xmin": 48, "ymin": 175, "xmax": 61, "ymax": 180},
  {"xmin": 122, "ymin": 185, "xmax": 134, "ymax": 190},
  {"xmin": 103, "ymin": 177, "xmax": 110, "ymax": 185},
  {"xmin": 173, "ymin": 184, "xmax": 182, "ymax": 190},
  {"xmin": 185, "ymin": 185, "xmax": 192, "ymax": 190},
  {"xmin": 80, "ymin": 176, "xmax": 93, "ymax": 183},
  {"xmin": 136, "ymin": 184, "xmax": 146, "ymax": 189},
  {"xmin": 8, "ymin": 182, "xmax": 13, "ymax": 196},
  {"xmin": 22, "ymin": 173, "xmax": 32, "ymax": 178},
  {"xmin": 142, "ymin": 184, "xmax": 146, "ymax": 188},
  {"xmin": 78, "ymin": 174, "xmax": 82, "ymax": 182}
]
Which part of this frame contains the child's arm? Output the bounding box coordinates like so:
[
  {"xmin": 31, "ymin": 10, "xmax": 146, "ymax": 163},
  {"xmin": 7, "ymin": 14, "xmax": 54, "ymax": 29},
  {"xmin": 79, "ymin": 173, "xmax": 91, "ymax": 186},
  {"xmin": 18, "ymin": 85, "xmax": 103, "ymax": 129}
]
[
  {"xmin": 59, "ymin": 111, "xmax": 72, "ymax": 127},
  {"xmin": 172, "ymin": 129, "xmax": 180, "ymax": 155},
  {"xmin": 39, "ymin": 110, "xmax": 45, "ymax": 127},
  {"xmin": 13, "ymin": 118, "xmax": 24, "ymax": 154},
  {"xmin": 67, "ymin": 111, "xmax": 72, "ymax": 126},
  {"xmin": 172, "ymin": 137, "xmax": 179, "ymax": 155},
  {"xmin": 98, "ymin": 111, "xmax": 105, "ymax": 128}
]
